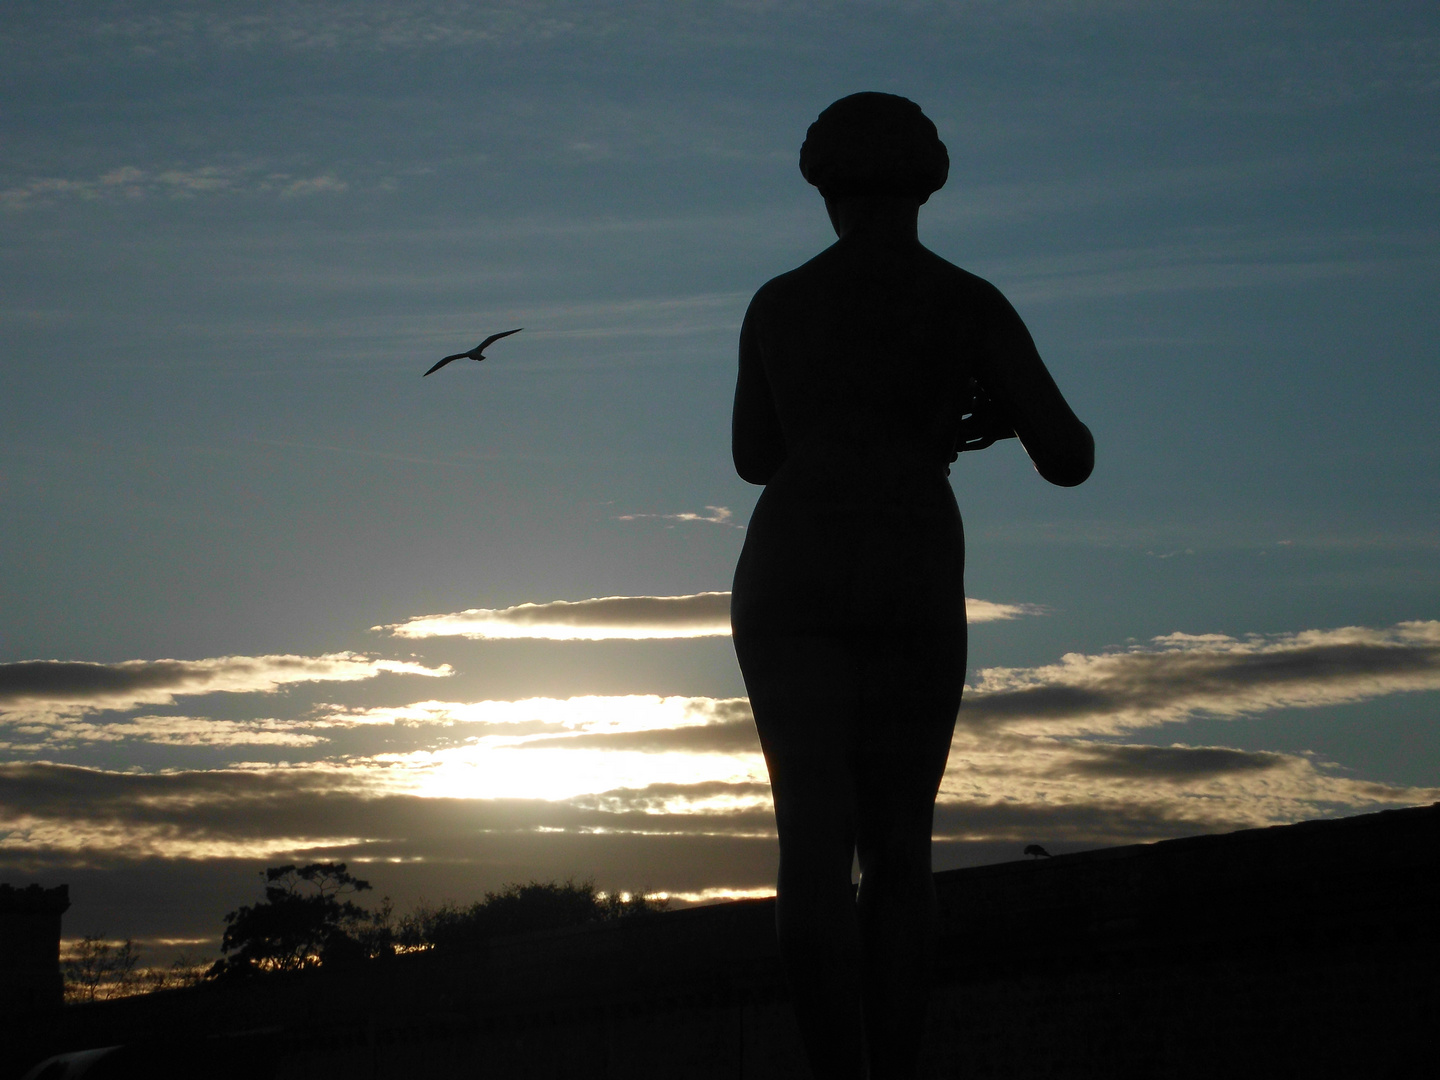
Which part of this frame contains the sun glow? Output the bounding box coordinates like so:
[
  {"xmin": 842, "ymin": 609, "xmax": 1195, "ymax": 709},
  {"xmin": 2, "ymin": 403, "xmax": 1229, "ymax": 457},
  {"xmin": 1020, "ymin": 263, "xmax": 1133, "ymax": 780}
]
[
  {"xmin": 371, "ymin": 743, "xmax": 768, "ymax": 802},
  {"xmin": 319, "ymin": 693, "xmax": 749, "ymax": 732}
]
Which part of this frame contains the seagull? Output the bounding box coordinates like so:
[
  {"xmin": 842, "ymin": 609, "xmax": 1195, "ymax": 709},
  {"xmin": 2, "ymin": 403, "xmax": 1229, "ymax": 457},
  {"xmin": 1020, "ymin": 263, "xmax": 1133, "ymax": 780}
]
[
  {"xmin": 423, "ymin": 328, "xmax": 523, "ymax": 377},
  {"xmin": 1023, "ymin": 844, "xmax": 1053, "ymax": 859}
]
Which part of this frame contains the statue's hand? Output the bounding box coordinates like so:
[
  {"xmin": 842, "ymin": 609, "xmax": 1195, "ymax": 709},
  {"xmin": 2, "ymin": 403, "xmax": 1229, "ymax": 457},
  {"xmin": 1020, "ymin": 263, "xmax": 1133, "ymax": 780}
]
[{"xmin": 955, "ymin": 378, "xmax": 1017, "ymax": 453}]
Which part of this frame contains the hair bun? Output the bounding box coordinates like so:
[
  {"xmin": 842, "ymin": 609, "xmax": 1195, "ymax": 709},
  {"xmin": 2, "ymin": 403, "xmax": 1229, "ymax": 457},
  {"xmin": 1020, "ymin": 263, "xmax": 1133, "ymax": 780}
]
[{"xmin": 799, "ymin": 93, "xmax": 949, "ymax": 204}]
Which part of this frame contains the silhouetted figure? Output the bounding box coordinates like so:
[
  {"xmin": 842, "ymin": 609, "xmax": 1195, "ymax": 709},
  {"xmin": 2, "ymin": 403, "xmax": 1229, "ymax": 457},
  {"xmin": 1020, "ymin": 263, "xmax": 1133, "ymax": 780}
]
[
  {"xmin": 1024, "ymin": 844, "xmax": 1053, "ymax": 859},
  {"xmin": 423, "ymin": 327, "xmax": 522, "ymax": 376},
  {"xmin": 730, "ymin": 93, "xmax": 1093, "ymax": 1080}
]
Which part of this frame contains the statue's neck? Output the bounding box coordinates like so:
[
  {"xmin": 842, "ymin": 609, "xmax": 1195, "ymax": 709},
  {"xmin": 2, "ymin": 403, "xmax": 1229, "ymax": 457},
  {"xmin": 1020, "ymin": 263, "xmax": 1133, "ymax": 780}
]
[{"xmin": 824, "ymin": 195, "xmax": 921, "ymax": 243}]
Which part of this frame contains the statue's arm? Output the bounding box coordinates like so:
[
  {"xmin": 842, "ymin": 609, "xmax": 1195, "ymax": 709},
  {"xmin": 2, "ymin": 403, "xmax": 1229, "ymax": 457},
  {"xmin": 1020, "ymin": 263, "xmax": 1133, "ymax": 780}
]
[
  {"xmin": 973, "ymin": 284, "xmax": 1094, "ymax": 487},
  {"xmin": 732, "ymin": 300, "xmax": 787, "ymax": 485}
]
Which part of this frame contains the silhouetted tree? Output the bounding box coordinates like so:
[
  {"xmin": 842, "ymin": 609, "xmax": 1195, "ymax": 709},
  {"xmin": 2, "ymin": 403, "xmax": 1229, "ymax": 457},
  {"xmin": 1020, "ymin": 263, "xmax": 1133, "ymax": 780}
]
[
  {"xmin": 211, "ymin": 863, "xmax": 379, "ymax": 977},
  {"xmin": 64, "ymin": 935, "xmax": 139, "ymax": 1003},
  {"xmin": 141, "ymin": 953, "xmax": 208, "ymax": 994}
]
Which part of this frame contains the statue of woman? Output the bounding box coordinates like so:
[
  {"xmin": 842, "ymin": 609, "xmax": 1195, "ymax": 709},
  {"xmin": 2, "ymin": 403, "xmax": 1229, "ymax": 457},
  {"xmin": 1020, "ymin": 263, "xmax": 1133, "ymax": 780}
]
[{"xmin": 731, "ymin": 93, "xmax": 1093, "ymax": 1079}]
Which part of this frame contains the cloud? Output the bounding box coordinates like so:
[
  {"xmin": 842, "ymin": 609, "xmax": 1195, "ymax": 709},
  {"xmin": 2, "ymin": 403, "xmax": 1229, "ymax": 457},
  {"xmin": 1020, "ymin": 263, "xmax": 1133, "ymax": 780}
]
[
  {"xmin": 660, "ymin": 887, "xmax": 776, "ymax": 903},
  {"xmin": 379, "ymin": 593, "xmax": 735, "ymax": 641},
  {"xmin": 304, "ymin": 695, "xmax": 765, "ymax": 802},
  {"xmin": 963, "ymin": 621, "xmax": 1440, "ymax": 735},
  {"xmin": 280, "ymin": 174, "xmax": 349, "ymax": 197},
  {"xmin": 317, "ymin": 694, "xmax": 751, "ymax": 733},
  {"xmin": 0, "ymin": 763, "xmax": 779, "ymax": 862},
  {"xmin": 933, "ymin": 736, "xmax": 1439, "ymax": 841},
  {"xmin": 379, "ymin": 592, "xmax": 1040, "ymax": 640},
  {"xmin": 4, "ymin": 750, "xmax": 1433, "ymax": 873},
  {"xmin": 15, "ymin": 716, "xmax": 328, "ymax": 749},
  {"xmin": 966, "ymin": 599, "xmax": 1047, "ymax": 622},
  {"xmin": 0, "ymin": 653, "xmax": 451, "ymax": 717},
  {"xmin": 614, "ymin": 506, "xmax": 740, "ymax": 527},
  {"xmin": 518, "ymin": 719, "xmax": 759, "ymax": 755},
  {"xmin": 5, "ymin": 621, "xmax": 1438, "ymax": 912},
  {"xmin": 1059, "ymin": 744, "xmax": 1288, "ymax": 780},
  {"xmin": 0, "ymin": 164, "xmax": 353, "ymax": 211}
]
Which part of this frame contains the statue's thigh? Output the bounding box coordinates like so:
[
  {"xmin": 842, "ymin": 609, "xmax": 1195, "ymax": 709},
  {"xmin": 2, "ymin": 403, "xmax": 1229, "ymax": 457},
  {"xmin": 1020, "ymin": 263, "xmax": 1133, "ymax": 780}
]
[
  {"xmin": 853, "ymin": 632, "xmax": 965, "ymax": 854},
  {"xmin": 734, "ymin": 632, "xmax": 865, "ymax": 849}
]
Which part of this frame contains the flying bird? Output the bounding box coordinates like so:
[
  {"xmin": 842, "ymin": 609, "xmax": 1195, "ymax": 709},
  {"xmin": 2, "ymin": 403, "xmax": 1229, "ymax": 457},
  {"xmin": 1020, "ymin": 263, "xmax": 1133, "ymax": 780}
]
[{"xmin": 423, "ymin": 328, "xmax": 523, "ymax": 377}]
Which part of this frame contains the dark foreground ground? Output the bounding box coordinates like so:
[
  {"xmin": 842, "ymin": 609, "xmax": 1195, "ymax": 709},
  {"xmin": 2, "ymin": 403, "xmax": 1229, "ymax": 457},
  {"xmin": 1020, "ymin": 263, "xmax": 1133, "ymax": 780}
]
[{"xmin": 8, "ymin": 802, "xmax": 1438, "ymax": 1079}]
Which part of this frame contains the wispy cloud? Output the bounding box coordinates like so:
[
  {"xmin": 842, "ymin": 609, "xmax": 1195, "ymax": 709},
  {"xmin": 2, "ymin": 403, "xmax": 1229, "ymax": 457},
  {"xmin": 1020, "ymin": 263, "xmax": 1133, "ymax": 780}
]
[
  {"xmin": 0, "ymin": 164, "xmax": 350, "ymax": 211},
  {"xmin": 379, "ymin": 593, "xmax": 734, "ymax": 641},
  {"xmin": 966, "ymin": 599, "xmax": 1048, "ymax": 622},
  {"xmin": 5, "ymin": 715, "xmax": 327, "ymax": 750},
  {"xmin": 963, "ymin": 621, "xmax": 1440, "ymax": 735},
  {"xmin": 0, "ymin": 763, "xmax": 778, "ymax": 862},
  {"xmin": 614, "ymin": 506, "xmax": 740, "ymax": 527},
  {"xmin": 378, "ymin": 592, "xmax": 1042, "ymax": 641},
  {"xmin": 317, "ymin": 694, "xmax": 751, "ymax": 733},
  {"xmin": 936, "ymin": 729, "xmax": 1438, "ymax": 841},
  {"xmin": 0, "ymin": 653, "xmax": 451, "ymax": 719}
]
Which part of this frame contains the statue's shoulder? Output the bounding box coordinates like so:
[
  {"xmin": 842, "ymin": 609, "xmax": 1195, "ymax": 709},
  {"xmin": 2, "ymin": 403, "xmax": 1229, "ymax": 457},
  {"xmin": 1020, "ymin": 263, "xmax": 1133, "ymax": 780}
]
[
  {"xmin": 918, "ymin": 247, "xmax": 1001, "ymax": 296},
  {"xmin": 745, "ymin": 258, "xmax": 822, "ymax": 322},
  {"xmin": 918, "ymin": 253, "xmax": 1025, "ymax": 331}
]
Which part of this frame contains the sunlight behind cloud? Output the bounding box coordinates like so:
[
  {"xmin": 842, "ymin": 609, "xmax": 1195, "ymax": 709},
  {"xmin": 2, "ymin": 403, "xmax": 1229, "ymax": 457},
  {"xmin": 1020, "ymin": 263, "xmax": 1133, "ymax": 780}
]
[
  {"xmin": 379, "ymin": 593, "xmax": 733, "ymax": 640},
  {"xmin": 3, "ymin": 624, "xmax": 1438, "ymax": 867},
  {"xmin": 318, "ymin": 694, "xmax": 750, "ymax": 732},
  {"xmin": 378, "ymin": 592, "xmax": 1042, "ymax": 640},
  {"xmin": 662, "ymin": 887, "xmax": 777, "ymax": 903},
  {"xmin": 370, "ymin": 743, "xmax": 768, "ymax": 802},
  {"xmin": 326, "ymin": 694, "xmax": 763, "ymax": 801}
]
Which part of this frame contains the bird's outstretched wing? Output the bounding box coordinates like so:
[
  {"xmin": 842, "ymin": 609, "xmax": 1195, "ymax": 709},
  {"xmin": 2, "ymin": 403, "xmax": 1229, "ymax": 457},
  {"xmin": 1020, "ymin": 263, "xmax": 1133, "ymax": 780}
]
[
  {"xmin": 474, "ymin": 327, "xmax": 523, "ymax": 352},
  {"xmin": 423, "ymin": 352, "xmax": 470, "ymax": 377}
]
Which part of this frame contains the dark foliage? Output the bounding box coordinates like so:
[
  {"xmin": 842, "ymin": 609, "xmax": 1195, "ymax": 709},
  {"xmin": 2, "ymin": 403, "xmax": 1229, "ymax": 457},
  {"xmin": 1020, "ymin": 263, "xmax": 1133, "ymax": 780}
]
[
  {"xmin": 210, "ymin": 867, "xmax": 667, "ymax": 979},
  {"xmin": 210, "ymin": 863, "xmax": 387, "ymax": 978},
  {"xmin": 398, "ymin": 879, "xmax": 668, "ymax": 953}
]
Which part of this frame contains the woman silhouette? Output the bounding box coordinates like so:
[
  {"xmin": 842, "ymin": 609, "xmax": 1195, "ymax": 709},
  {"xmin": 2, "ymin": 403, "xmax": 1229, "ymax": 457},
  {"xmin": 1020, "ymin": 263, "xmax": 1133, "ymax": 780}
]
[{"xmin": 731, "ymin": 93, "xmax": 1093, "ymax": 1079}]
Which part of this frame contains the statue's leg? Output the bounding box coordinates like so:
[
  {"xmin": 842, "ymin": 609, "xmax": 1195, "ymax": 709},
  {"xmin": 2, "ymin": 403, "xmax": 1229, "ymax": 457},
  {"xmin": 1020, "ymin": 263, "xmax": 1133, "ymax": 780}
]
[
  {"xmin": 736, "ymin": 631, "xmax": 868, "ymax": 1080},
  {"xmin": 854, "ymin": 631, "xmax": 966, "ymax": 1080}
]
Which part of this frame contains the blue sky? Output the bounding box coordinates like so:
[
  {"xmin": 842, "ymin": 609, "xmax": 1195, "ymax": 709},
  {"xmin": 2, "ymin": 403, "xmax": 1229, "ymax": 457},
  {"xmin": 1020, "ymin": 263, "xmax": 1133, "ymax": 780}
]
[{"xmin": 2, "ymin": 1, "xmax": 1438, "ymax": 960}]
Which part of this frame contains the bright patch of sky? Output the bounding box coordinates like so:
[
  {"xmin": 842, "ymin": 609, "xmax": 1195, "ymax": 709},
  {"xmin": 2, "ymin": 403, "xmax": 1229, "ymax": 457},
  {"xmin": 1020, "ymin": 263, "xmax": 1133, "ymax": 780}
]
[{"xmin": 2, "ymin": 1, "xmax": 1438, "ymax": 954}]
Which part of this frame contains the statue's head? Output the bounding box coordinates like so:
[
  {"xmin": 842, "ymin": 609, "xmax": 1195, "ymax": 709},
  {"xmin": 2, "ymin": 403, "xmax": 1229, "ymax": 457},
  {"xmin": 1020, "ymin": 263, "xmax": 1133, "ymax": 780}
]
[{"xmin": 799, "ymin": 93, "xmax": 949, "ymax": 205}]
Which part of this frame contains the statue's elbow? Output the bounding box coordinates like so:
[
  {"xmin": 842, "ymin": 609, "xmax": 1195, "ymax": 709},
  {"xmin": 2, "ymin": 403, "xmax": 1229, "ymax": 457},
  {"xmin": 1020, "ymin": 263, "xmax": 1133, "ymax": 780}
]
[
  {"xmin": 732, "ymin": 429, "xmax": 786, "ymax": 485},
  {"xmin": 733, "ymin": 449, "xmax": 779, "ymax": 486},
  {"xmin": 1036, "ymin": 427, "xmax": 1094, "ymax": 488},
  {"xmin": 1044, "ymin": 459, "xmax": 1093, "ymax": 487}
]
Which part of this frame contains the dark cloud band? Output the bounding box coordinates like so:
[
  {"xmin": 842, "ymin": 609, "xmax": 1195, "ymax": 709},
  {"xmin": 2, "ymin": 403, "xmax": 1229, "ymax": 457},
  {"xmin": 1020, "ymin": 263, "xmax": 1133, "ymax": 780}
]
[
  {"xmin": 964, "ymin": 621, "xmax": 1440, "ymax": 734},
  {"xmin": 0, "ymin": 653, "xmax": 450, "ymax": 715}
]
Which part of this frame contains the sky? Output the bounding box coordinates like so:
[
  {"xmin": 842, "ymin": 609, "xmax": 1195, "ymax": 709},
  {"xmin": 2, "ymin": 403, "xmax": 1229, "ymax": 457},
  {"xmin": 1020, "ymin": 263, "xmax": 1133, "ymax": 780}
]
[{"xmin": 2, "ymin": 1, "xmax": 1438, "ymax": 963}]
